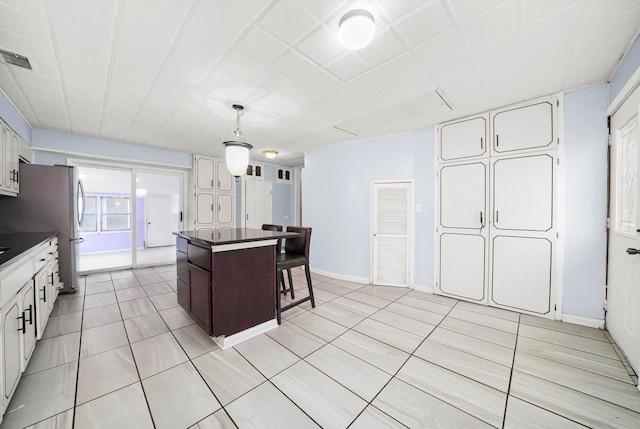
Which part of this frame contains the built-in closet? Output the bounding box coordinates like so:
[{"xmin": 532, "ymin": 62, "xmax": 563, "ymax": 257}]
[{"xmin": 435, "ymin": 97, "xmax": 559, "ymax": 318}]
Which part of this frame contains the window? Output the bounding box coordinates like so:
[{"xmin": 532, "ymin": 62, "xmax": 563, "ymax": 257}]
[
  {"xmin": 79, "ymin": 196, "xmax": 97, "ymax": 232},
  {"xmin": 276, "ymin": 167, "xmax": 292, "ymax": 185},
  {"xmin": 101, "ymin": 196, "xmax": 131, "ymax": 231}
]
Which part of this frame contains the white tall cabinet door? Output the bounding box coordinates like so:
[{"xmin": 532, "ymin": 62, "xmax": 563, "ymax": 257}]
[
  {"xmin": 0, "ymin": 121, "xmax": 6, "ymax": 190},
  {"xmin": 195, "ymin": 193, "xmax": 214, "ymax": 225},
  {"xmin": 606, "ymin": 84, "xmax": 640, "ymax": 375},
  {"xmin": 216, "ymin": 160, "xmax": 233, "ymax": 192},
  {"xmin": 216, "ymin": 194, "xmax": 233, "ymax": 225},
  {"xmin": 439, "ymin": 233, "xmax": 487, "ymax": 301},
  {"xmin": 492, "ymin": 155, "xmax": 554, "ymax": 232},
  {"xmin": 437, "ymin": 161, "xmax": 489, "ymax": 302},
  {"xmin": 440, "ymin": 162, "xmax": 487, "ymax": 229},
  {"xmin": 492, "ymin": 101, "xmax": 556, "ymax": 155},
  {"xmin": 372, "ymin": 181, "xmax": 412, "ymax": 287},
  {"xmin": 10, "ymin": 134, "xmax": 18, "ymax": 193},
  {"xmin": 491, "ymin": 236, "xmax": 553, "ymax": 314},
  {"xmin": 195, "ymin": 157, "xmax": 215, "ymax": 191},
  {"xmin": 439, "ymin": 115, "xmax": 488, "ymax": 161}
]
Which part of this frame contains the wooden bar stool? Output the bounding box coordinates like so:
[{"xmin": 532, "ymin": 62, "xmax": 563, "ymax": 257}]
[{"xmin": 276, "ymin": 226, "xmax": 315, "ymax": 324}]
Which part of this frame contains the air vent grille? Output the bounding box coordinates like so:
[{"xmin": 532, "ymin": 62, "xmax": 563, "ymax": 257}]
[{"xmin": 0, "ymin": 49, "xmax": 32, "ymax": 70}]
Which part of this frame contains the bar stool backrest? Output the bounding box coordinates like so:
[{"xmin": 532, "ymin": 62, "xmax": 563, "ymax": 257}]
[
  {"xmin": 261, "ymin": 224, "xmax": 283, "ymax": 253},
  {"xmin": 285, "ymin": 226, "xmax": 312, "ymax": 260}
]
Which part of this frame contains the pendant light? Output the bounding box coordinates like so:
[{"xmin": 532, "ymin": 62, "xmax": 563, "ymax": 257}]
[
  {"xmin": 222, "ymin": 104, "xmax": 253, "ymax": 178},
  {"xmin": 338, "ymin": 9, "xmax": 375, "ymax": 50}
]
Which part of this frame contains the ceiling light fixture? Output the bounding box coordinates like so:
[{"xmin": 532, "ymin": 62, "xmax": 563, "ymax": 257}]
[
  {"xmin": 263, "ymin": 150, "xmax": 278, "ymax": 159},
  {"xmin": 222, "ymin": 104, "xmax": 253, "ymax": 178},
  {"xmin": 338, "ymin": 9, "xmax": 375, "ymax": 51}
]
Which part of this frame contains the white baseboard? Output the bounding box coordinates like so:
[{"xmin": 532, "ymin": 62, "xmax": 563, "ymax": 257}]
[
  {"xmin": 309, "ymin": 267, "xmax": 369, "ymax": 284},
  {"xmin": 412, "ymin": 284, "xmax": 434, "ymax": 294},
  {"xmin": 212, "ymin": 319, "xmax": 278, "ymax": 350},
  {"xmin": 562, "ymin": 314, "xmax": 605, "ymax": 329}
]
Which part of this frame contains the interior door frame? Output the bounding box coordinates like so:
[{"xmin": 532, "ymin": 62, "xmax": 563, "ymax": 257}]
[{"xmin": 370, "ymin": 179, "xmax": 415, "ymax": 287}]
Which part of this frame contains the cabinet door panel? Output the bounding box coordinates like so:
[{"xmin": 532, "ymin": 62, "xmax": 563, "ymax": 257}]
[
  {"xmin": 195, "ymin": 193, "xmax": 214, "ymax": 224},
  {"xmin": 11, "ymin": 133, "xmax": 18, "ymax": 192},
  {"xmin": 440, "ymin": 116, "xmax": 487, "ymax": 161},
  {"xmin": 216, "ymin": 160, "xmax": 233, "ymax": 192},
  {"xmin": 440, "ymin": 162, "xmax": 486, "ymax": 229},
  {"xmin": 195, "ymin": 157, "xmax": 215, "ymax": 190},
  {"xmin": 439, "ymin": 233, "xmax": 486, "ymax": 301},
  {"xmin": 491, "ymin": 236, "xmax": 552, "ymax": 314},
  {"xmin": 493, "ymin": 101, "xmax": 554, "ymax": 153},
  {"xmin": 20, "ymin": 282, "xmax": 36, "ymax": 370},
  {"xmin": 188, "ymin": 263, "xmax": 212, "ymax": 335},
  {"xmin": 36, "ymin": 267, "xmax": 49, "ymax": 339},
  {"xmin": 216, "ymin": 194, "xmax": 233, "ymax": 225},
  {"xmin": 3, "ymin": 301, "xmax": 21, "ymax": 404},
  {"xmin": 493, "ymin": 155, "xmax": 553, "ymax": 231},
  {"xmin": 0, "ymin": 121, "xmax": 6, "ymax": 189}
]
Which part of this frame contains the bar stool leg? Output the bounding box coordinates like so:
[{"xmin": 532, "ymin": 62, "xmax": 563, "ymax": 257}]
[
  {"xmin": 276, "ymin": 270, "xmax": 283, "ymax": 324},
  {"xmin": 304, "ymin": 264, "xmax": 315, "ymax": 308},
  {"xmin": 286, "ymin": 269, "xmax": 295, "ymax": 299}
]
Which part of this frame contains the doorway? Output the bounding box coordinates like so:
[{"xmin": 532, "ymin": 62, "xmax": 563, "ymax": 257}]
[
  {"xmin": 607, "ymin": 84, "xmax": 640, "ymax": 376},
  {"xmin": 75, "ymin": 163, "xmax": 184, "ymax": 272},
  {"xmin": 371, "ymin": 180, "xmax": 414, "ymax": 287}
]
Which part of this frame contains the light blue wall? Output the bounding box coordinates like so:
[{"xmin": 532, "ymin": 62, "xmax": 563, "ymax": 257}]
[
  {"xmin": 31, "ymin": 129, "xmax": 192, "ymax": 167},
  {"xmin": 562, "ymin": 84, "xmax": 609, "ymax": 319},
  {"xmin": 0, "ymin": 90, "xmax": 31, "ymax": 143},
  {"xmin": 302, "ymin": 129, "xmax": 434, "ymax": 285},
  {"xmin": 609, "ymin": 35, "xmax": 640, "ymax": 102}
]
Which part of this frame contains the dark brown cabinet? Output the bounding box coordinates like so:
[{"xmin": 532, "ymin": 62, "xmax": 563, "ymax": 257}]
[{"xmin": 188, "ymin": 263, "xmax": 212, "ymax": 335}]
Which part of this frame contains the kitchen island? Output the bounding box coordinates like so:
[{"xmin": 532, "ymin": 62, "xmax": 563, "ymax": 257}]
[{"xmin": 174, "ymin": 228, "xmax": 298, "ymax": 349}]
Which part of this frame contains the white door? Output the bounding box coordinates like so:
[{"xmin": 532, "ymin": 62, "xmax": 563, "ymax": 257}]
[
  {"xmin": 607, "ymin": 84, "xmax": 640, "ymax": 375},
  {"xmin": 372, "ymin": 181, "xmax": 412, "ymax": 287},
  {"xmin": 146, "ymin": 195, "xmax": 178, "ymax": 247},
  {"xmin": 244, "ymin": 180, "xmax": 272, "ymax": 229}
]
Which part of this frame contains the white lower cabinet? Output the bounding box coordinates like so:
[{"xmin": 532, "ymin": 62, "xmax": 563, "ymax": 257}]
[
  {"xmin": 2, "ymin": 297, "xmax": 21, "ymax": 411},
  {"xmin": 0, "ymin": 236, "xmax": 59, "ymax": 424}
]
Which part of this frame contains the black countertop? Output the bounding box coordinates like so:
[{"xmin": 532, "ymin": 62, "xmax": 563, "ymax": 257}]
[
  {"xmin": 0, "ymin": 232, "xmax": 58, "ymax": 270},
  {"xmin": 176, "ymin": 228, "xmax": 299, "ymax": 248}
]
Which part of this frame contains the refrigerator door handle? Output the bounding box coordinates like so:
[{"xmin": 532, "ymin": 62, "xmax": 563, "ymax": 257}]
[{"xmin": 78, "ymin": 178, "xmax": 86, "ymax": 226}]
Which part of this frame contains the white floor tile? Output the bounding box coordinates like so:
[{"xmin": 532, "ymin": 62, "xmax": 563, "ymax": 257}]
[
  {"xmin": 80, "ymin": 321, "xmax": 128, "ymax": 358},
  {"xmin": 76, "ymin": 346, "xmax": 138, "ymax": 405},
  {"xmin": 143, "ymin": 362, "xmax": 220, "ymax": 429},
  {"xmin": 234, "ymin": 334, "xmax": 299, "ymax": 378},
  {"xmin": 130, "ymin": 331, "xmax": 188, "ymax": 379},
  {"xmin": 74, "ymin": 383, "xmax": 154, "ymax": 429}
]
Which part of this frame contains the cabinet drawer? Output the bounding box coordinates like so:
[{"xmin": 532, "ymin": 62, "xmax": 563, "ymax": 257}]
[
  {"xmin": 188, "ymin": 243, "xmax": 211, "ymax": 271},
  {"xmin": 176, "ymin": 251, "xmax": 188, "ymax": 283},
  {"xmin": 176, "ymin": 237, "xmax": 188, "ymax": 253},
  {"xmin": 34, "ymin": 247, "xmax": 49, "ymax": 272}
]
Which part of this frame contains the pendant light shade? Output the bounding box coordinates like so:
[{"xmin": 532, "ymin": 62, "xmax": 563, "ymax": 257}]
[
  {"xmin": 338, "ymin": 9, "xmax": 375, "ymax": 50},
  {"xmin": 222, "ymin": 104, "xmax": 253, "ymax": 178}
]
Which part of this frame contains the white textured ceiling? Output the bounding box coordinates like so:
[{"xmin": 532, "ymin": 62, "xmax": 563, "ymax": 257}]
[{"xmin": 0, "ymin": 0, "xmax": 639, "ymax": 166}]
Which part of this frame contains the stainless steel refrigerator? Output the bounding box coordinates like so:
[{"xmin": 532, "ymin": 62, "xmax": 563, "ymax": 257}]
[{"xmin": 0, "ymin": 164, "xmax": 83, "ymax": 293}]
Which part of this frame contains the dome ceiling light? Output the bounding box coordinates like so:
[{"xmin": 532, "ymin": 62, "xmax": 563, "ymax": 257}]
[
  {"xmin": 263, "ymin": 150, "xmax": 278, "ymax": 159},
  {"xmin": 222, "ymin": 104, "xmax": 253, "ymax": 178},
  {"xmin": 338, "ymin": 9, "xmax": 375, "ymax": 51}
]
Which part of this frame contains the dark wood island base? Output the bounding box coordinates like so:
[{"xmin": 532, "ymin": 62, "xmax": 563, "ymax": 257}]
[{"xmin": 175, "ymin": 228, "xmax": 298, "ymax": 349}]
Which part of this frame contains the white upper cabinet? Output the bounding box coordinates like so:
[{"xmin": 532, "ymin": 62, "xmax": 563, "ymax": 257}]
[
  {"xmin": 195, "ymin": 193, "xmax": 214, "ymax": 225},
  {"xmin": 216, "ymin": 160, "xmax": 233, "ymax": 192},
  {"xmin": 195, "ymin": 156, "xmax": 215, "ymax": 191},
  {"xmin": 492, "ymin": 101, "xmax": 556, "ymax": 155},
  {"xmin": 439, "ymin": 115, "xmax": 488, "ymax": 161}
]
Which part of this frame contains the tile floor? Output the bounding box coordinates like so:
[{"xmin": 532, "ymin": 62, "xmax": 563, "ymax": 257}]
[{"xmin": 2, "ymin": 265, "xmax": 640, "ymax": 428}]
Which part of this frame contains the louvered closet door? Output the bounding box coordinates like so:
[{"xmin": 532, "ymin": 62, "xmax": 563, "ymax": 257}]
[
  {"xmin": 437, "ymin": 161, "xmax": 489, "ymax": 302},
  {"xmin": 373, "ymin": 182, "xmax": 412, "ymax": 287}
]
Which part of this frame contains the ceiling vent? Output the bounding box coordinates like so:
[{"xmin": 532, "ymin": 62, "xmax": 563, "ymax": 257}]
[{"xmin": 0, "ymin": 49, "xmax": 32, "ymax": 70}]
